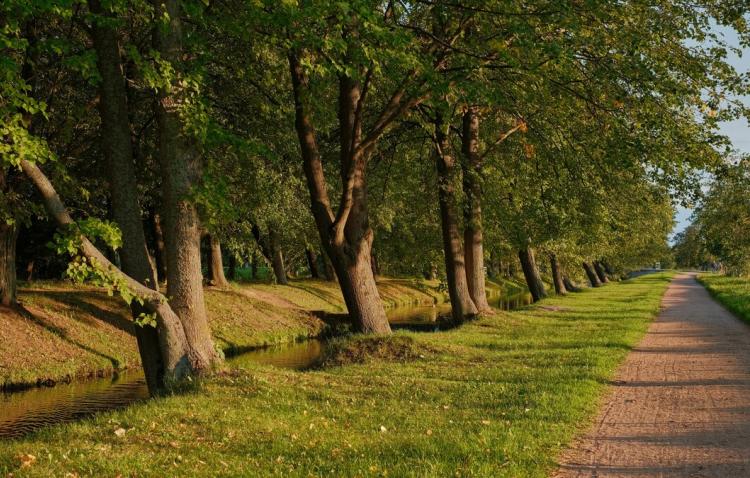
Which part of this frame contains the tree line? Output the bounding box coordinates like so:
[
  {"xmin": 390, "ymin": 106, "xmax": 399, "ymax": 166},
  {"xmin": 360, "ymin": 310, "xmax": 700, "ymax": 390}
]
[{"xmin": 1, "ymin": 0, "xmax": 747, "ymax": 393}]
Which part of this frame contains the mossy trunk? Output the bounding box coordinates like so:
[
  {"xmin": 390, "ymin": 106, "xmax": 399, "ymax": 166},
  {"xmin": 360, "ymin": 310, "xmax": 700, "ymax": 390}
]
[
  {"xmin": 519, "ymin": 246, "xmax": 546, "ymax": 302},
  {"xmin": 583, "ymin": 262, "xmax": 602, "ymax": 287}
]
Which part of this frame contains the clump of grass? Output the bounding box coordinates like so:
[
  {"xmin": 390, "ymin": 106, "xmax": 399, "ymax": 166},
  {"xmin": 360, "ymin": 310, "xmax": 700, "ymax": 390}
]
[{"xmin": 321, "ymin": 334, "xmax": 430, "ymax": 367}]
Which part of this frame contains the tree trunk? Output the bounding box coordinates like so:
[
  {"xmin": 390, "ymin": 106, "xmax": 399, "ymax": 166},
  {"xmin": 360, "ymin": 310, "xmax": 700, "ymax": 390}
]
[
  {"xmin": 583, "ymin": 262, "xmax": 602, "ymax": 287},
  {"xmin": 251, "ymin": 253, "xmax": 258, "ymax": 280},
  {"xmin": 305, "ymin": 248, "xmax": 320, "ymax": 279},
  {"xmin": 21, "ymin": 160, "xmax": 192, "ymax": 385},
  {"xmin": 461, "ymin": 106, "xmax": 491, "ymax": 313},
  {"xmin": 593, "ymin": 261, "xmax": 609, "ymax": 283},
  {"xmin": 549, "ymin": 253, "xmax": 567, "ymax": 295},
  {"xmin": 434, "ymin": 112, "xmax": 478, "ymax": 321},
  {"xmin": 563, "ymin": 276, "xmax": 581, "ymax": 292},
  {"xmin": 207, "ymin": 235, "xmax": 228, "ymax": 286},
  {"xmin": 288, "ymin": 52, "xmax": 390, "ymax": 334},
  {"xmin": 518, "ymin": 246, "xmax": 546, "ymax": 302},
  {"xmin": 268, "ymin": 227, "xmax": 288, "ymax": 285},
  {"xmin": 152, "ymin": 212, "xmax": 168, "ymax": 283},
  {"xmin": 0, "ymin": 222, "xmax": 17, "ymax": 307},
  {"xmin": 370, "ymin": 253, "xmax": 380, "ymax": 277},
  {"xmin": 152, "ymin": 0, "xmax": 221, "ymax": 373},
  {"xmin": 89, "ymin": 0, "xmax": 177, "ymax": 393},
  {"xmin": 322, "ymin": 249, "xmax": 336, "ymax": 281}
]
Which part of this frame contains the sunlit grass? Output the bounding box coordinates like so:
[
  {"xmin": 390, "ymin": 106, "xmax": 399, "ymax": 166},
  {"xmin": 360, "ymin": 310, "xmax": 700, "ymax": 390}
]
[
  {"xmin": 697, "ymin": 273, "xmax": 750, "ymax": 324},
  {"xmin": 0, "ymin": 272, "xmax": 674, "ymax": 477}
]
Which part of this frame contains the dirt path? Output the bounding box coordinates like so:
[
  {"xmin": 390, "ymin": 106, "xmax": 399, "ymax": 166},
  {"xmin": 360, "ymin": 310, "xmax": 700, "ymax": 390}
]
[{"xmin": 555, "ymin": 273, "xmax": 750, "ymax": 477}]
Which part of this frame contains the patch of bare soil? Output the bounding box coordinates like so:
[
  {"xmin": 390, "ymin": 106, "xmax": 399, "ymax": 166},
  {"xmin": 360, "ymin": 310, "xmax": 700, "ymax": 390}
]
[{"xmin": 555, "ymin": 273, "xmax": 750, "ymax": 477}]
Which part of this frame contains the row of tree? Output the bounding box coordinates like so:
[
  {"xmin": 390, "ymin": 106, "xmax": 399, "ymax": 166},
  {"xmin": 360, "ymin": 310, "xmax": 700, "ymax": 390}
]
[
  {"xmin": 1, "ymin": 0, "xmax": 747, "ymax": 393},
  {"xmin": 673, "ymin": 157, "xmax": 750, "ymax": 275}
]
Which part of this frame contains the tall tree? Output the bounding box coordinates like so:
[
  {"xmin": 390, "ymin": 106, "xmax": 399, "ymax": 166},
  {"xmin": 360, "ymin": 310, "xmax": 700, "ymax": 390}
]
[{"xmin": 152, "ymin": 0, "xmax": 221, "ymax": 372}]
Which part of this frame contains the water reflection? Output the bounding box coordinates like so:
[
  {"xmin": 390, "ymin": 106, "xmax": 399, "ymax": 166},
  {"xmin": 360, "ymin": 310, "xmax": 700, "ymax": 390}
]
[
  {"xmin": 497, "ymin": 292, "xmax": 533, "ymax": 310},
  {"xmin": 0, "ymin": 371, "xmax": 148, "ymax": 439},
  {"xmin": 229, "ymin": 339, "xmax": 325, "ymax": 370}
]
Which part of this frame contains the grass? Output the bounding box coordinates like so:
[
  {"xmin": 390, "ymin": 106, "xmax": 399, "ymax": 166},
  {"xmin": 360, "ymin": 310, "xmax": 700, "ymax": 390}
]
[
  {"xmin": 1, "ymin": 277, "xmax": 449, "ymax": 389},
  {"xmin": 0, "ymin": 272, "xmax": 674, "ymax": 477},
  {"xmin": 696, "ymin": 273, "xmax": 750, "ymax": 323}
]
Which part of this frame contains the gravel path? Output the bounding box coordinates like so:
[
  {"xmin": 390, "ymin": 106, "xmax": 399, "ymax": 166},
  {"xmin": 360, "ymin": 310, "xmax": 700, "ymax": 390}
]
[{"xmin": 555, "ymin": 273, "xmax": 750, "ymax": 477}]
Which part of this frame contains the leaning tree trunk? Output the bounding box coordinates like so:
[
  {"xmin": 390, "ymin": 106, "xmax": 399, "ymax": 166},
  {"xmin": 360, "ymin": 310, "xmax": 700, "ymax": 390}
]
[
  {"xmin": 305, "ymin": 248, "xmax": 320, "ymax": 279},
  {"xmin": 519, "ymin": 246, "xmax": 547, "ymax": 302},
  {"xmin": 583, "ymin": 262, "xmax": 602, "ymax": 287},
  {"xmin": 549, "ymin": 253, "xmax": 566, "ymax": 295},
  {"xmin": 434, "ymin": 113, "xmax": 478, "ymax": 321},
  {"xmin": 563, "ymin": 276, "xmax": 581, "ymax": 292},
  {"xmin": 0, "ymin": 222, "xmax": 17, "ymax": 307},
  {"xmin": 288, "ymin": 53, "xmax": 391, "ymax": 334},
  {"xmin": 593, "ymin": 261, "xmax": 609, "ymax": 283},
  {"xmin": 152, "ymin": 0, "xmax": 221, "ymax": 373},
  {"xmin": 21, "ymin": 160, "xmax": 192, "ymax": 384},
  {"xmin": 207, "ymin": 235, "xmax": 228, "ymax": 286},
  {"xmin": 89, "ymin": 0, "xmax": 175, "ymax": 392},
  {"xmin": 461, "ymin": 106, "xmax": 491, "ymax": 313}
]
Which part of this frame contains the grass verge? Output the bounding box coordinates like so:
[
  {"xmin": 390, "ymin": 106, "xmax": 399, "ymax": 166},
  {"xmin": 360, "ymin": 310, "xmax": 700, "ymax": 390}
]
[
  {"xmin": 0, "ymin": 272, "xmax": 673, "ymax": 477},
  {"xmin": 697, "ymin": 273, "xmax": 750, "ymax": 323}
]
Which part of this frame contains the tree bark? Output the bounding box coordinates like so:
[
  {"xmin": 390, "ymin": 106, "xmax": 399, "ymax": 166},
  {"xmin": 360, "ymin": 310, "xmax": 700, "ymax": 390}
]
[
  {"xmin": 268, "ymin": 227, "xmax": 288, "ymax": 285},
  {"xmin": 549, "ymin": 253, "xmax": 567, "ymax": 295},
  {"xmin": 370, "ymin": 253, "xmax": 380, "ymax": 277},
  {"xmin": 583, "ymin": 262, "xmax": 602, "ymax": 287},
  {"xmin": 305, "ymin": 248, "xmax": 320, "ymax": 279},
  {"xmin": 21, "ymin": 160, "xmax": 192, "ymax": 384},
  {"xmin": 207, "ymin": 235, "xmax": 228, "ymax": 286},
  {"xmin": 461, "ymin": 106, "xmax": 491, "ymax": 313},
  {"xmin": 593, "ymin": 261, "xmax": 609, "ymax": 283},
  {"xmin": 0, "ymin": 222, "xmax": 17, "ymax": 307},
  {"xmin": 88, "ymin": 0, "xmax": 168, "ymax": 392},
  {"xmin": 288, "ymin": 52, "xmax": 390, "ymax": 334},
  {"xmin": 152, "ymin": 212, "xmax": 167, "ymax": 283},
  {"xmin": 563, "ymin": 276, "xmax": 581, "ymax": 292},
  {"xmin": 518, "ymin": 246, "xmax": 546, "ymax": 302},
  {"xmin": 434, "ymin": 112, "xmax": 478, "ymax": 321},
  {"xmin": 152, "ymin": 0, "xmax": 221, "ymax": 372},
  {"xmin": 322, "ymin": 249, "xmax": 336, "ymax": 281}
]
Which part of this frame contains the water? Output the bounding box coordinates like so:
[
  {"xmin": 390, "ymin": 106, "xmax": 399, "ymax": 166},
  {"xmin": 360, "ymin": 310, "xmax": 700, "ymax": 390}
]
[
  {"xmin": 0, "ymin": 295, "xmax": 532, "ymax": 439},
  {"xmin": 497, "ymin": 291, "xmax": 533, "ymax": 310}
]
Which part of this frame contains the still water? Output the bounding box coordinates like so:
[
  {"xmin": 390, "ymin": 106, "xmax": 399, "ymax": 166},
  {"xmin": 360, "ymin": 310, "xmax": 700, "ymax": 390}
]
[{"xmin": 0, "ymin": 295, "xmax": 533, "ymax": 438}]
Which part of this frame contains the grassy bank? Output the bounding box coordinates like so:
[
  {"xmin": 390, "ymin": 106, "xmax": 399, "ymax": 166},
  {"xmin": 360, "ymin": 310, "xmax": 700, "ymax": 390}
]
[
  {"xmin": 697, "ymin": 274, "xmax": 750, "ymax": 323},
  {"xmin": 0, "ymin": 273, "xmax": 673, "ymax": 477},
  {"xmin": 1, "ymin": 277, "xmax": 447, "ymax": 389}
]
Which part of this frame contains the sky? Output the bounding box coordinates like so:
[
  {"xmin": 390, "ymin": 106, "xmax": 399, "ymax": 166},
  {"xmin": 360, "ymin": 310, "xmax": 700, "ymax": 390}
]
[{"xmin": 671, "ymin": 24, "xmax": 750, "ymax": 240}]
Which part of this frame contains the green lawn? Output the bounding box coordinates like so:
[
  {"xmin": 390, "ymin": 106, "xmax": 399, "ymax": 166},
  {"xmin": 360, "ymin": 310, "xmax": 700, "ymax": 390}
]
[
  {"xmin": 0, "ymin": 273, "xmax": 673, "ymax": 477},
  {"xmin": 697, "ymin": 273, "xmax": 750, "ymax": 323}
]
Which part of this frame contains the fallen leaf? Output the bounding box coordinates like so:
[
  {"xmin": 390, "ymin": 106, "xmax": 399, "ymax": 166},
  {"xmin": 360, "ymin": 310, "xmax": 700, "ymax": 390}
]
[
  {"xmin": 114, "ymin": 428, "xmax": 127, "ymax": 437},
  {"xmin": 18, "ymin": 454, "xmax": 36, "ymax": 468}
]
